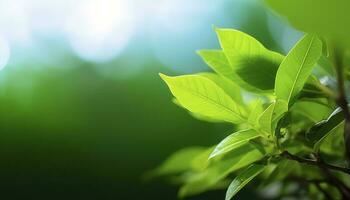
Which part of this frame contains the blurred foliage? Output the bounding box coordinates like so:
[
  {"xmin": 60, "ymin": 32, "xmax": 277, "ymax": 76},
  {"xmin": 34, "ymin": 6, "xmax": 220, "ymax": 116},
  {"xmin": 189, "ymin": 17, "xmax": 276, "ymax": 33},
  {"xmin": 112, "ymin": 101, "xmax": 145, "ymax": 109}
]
[{"xmin": 0, "ymin": 0, "xmax": 306, "ymax": 199}]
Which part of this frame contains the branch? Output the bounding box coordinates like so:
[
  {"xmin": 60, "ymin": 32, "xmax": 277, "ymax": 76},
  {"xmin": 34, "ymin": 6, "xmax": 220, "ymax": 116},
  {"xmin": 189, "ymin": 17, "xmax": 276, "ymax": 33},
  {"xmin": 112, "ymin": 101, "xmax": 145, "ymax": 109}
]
[
  {"xmin": 332, "ymin": 46, "xmax": 350, "ymax": 161},
  {"xmin": 281, "ymin": 151, "xmax": 350, "ymax": 199},
  {"xmin": 280, "ymin": 151, "xmax": 350, "ymax": 175}
]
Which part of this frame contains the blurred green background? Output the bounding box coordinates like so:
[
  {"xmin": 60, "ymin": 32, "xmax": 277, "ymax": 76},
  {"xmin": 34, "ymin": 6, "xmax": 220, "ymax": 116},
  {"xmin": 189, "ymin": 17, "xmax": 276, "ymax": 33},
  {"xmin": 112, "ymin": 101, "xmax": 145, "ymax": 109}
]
[{"xmin": 0, "ymin": 0, "xmax": 301, "ymax": 199}]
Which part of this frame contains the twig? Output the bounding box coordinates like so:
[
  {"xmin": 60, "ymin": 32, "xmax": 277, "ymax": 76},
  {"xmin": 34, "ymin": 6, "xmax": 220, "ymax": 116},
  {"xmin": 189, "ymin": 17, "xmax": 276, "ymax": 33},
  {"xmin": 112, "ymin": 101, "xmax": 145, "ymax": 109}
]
[
  {"xmin": 280, "ymin": 151, "xmax": 350, "ymax": 175},
  {"xmin": 281, "ymin": 151, "xmax": 350, "ymax": 199}
]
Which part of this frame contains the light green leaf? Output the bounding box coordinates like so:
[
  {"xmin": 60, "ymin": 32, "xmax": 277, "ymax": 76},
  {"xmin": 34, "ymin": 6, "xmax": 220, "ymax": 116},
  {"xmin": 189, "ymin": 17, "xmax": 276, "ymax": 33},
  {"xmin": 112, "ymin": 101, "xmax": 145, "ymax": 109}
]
[
  {"xmin": 265, "ymin": 0, "xmax": 350, "ymax": 48},
  {"xmin": 172, "ymin": 98, "xmax": 222, "ymax": 123},
  {"xmin": 258, "ymin": 100, "xmax": 288, "ymax": 135},
  {"xmin": 275, "ymin": 35, "xmax": 322, "ymax": 106},
  {"xmin": 197, "ymin": 50, "xmax": 231, "ymax": 77},
  {"xmin": 209, "ymin": 129, "xmax": 262, "ymax": 159},
  {"xmin": 199, "ymin": 72, "xmax": 243, "ymax": 104},
  {"xmin": 225, "ymin": 164, "xmax": 266, "ymax": 200},
  {"xmin": 216, "ymin": 28, "xmax": 284, "ymax": 92},
  {"xmin": 247, "ymin": 99, "xmax": 265, "ymax": 127},
  {"xmin": 149, "ymin": 147, "xmax": 207, "ymax": 177},
  {"xmin": 259, "ymin": 104, "xmax": 275, "ymax": 134},
  {"xmin": 197, "ymin": 50, "xmax": 261, "ymax": 92},
  {"xmin": 191, "ymin": 146, "xmax": 215, "ymax": 172},
  {"xmin": 179, "ymin": 143, "xmax": 267, "ymax": 198},
  {"xmin": 160, "ymin": 73, "xmax": 246, "ymax": 124}
]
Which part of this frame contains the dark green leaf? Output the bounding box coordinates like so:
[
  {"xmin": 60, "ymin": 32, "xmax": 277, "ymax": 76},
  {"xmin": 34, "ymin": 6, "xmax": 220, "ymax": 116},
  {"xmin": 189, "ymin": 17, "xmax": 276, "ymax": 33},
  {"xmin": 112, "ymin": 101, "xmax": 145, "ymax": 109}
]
[
  {"xmin": 292, "ymin": 101, "xmax": 332, "ymax": 123},
  {"xmin": 306, "ymin": 108, "xmax": 344, "ymax": 151}
]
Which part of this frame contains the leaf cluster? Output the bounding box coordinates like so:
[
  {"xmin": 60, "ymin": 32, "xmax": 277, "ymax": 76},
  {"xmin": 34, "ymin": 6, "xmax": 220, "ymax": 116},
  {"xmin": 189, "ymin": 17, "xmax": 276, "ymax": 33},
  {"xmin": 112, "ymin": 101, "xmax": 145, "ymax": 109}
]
[{"xmin": 153, "ymin": 2, "xmax": 350, "ymax": 199}]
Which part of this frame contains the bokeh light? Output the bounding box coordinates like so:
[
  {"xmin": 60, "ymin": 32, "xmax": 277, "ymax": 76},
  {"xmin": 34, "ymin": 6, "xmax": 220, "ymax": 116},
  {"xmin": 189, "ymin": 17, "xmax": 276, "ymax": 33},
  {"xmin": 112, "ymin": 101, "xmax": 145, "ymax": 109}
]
[
  {"xmin": 65, "ymin": 0, "xmax": 136, "ymax": 63},
  {"xmin": 0, "ymin": 36, "xmax": 10, "ymax": 70}
]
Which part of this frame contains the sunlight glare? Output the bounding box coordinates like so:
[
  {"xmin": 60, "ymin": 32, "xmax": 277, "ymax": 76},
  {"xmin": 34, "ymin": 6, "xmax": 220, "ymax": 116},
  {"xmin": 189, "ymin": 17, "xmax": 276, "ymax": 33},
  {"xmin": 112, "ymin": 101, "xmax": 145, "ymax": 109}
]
[{"xmin": 66, "ymin": 0, "xmax": 136, "ymax": 63}]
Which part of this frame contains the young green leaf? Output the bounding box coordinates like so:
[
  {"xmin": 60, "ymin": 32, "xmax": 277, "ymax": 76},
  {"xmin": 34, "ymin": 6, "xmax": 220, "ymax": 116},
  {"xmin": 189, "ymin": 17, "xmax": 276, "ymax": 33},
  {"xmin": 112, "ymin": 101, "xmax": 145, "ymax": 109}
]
[
  {"xmin": 160, "ymin": 73, "xmax": 247, "ymax": 124},
  {"xmin": 197, "ymin": 50, "xmax": 231, "ymax": 77},
  {"xmin": 190, "ymin": 147, "xmax": 215, "ymax": 172},
  {"xmin": 209, "ymin": 129, "xmax": 262, "ymax": 159},
  {"xmin": 148, "ymin": 147, "xmax": 207, "ymax": 177},
  {"xmin": 258, "ymin": 100, "xmax": 288, "ymax": 135},
  {"xmin": 197, "ymin": 50, "xmax": 262, "ymax": 92},
  {"xmin": 306, "ymin": 108, "xmax": 344, "ymax": 151},
  {"xmin": 216, "ymin": 28, "xmax": 284, "ymax": 92},
  {"xmin": 173, "ymin": 98, "xmax": 223, "ymax": 123},
  {"xmin": 275, "ymin": 35, "xmax": 322, "ymax": 107},
  {"xmin": 179, "ymin": 143, "xmax": 267, "ymax": 198},
  {"xmin": 225, "ymin": 164, "xmax": 266, "ymax": 200},
  {"xmin": 199, "ymin": 72, "xmax": 243, "ymax": 104},
  {"xmin": 247, "ymin": 99, "xmax": 264, "ymax": 127}
]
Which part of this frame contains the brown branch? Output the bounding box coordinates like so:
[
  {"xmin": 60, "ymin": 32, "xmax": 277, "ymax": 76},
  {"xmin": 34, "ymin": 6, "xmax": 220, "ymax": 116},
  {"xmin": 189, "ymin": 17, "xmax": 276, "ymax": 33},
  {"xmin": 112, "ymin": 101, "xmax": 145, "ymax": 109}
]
[
  {"xmin": 280, "ymin": 151, "xmax": 350, "ymax": 175},
  {"xmin": 281, "ymin": 151, "xmax": 350, "ymax": 199}
]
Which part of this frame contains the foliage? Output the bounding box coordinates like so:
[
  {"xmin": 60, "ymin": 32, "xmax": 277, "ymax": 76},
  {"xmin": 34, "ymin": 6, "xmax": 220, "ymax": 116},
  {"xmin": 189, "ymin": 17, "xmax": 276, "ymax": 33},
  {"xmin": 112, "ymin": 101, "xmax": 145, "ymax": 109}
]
[{"xmin": 154, "ymin": 1, "xmax": 350, "ymax": 199}]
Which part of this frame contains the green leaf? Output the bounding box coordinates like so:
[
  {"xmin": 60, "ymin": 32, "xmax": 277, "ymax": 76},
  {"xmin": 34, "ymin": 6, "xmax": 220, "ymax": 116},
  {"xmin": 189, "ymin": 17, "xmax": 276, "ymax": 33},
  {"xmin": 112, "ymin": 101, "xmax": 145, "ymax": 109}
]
[
  {"xmin": 275, "ymin": 35, "xmax": 322, "ymax": 107},
  {"xmin": 149, "ymin": 147, "xmax": 207, "ymax": 177},
  {"xmin": 265, "ymin": 0, "xmax": 350, "ymax": 48},
  {"xmin": 191, "ymin": 146, "xmax": 215, "ymax": 172},
  {"xmin": 197, "ymin": 50, "xmax": 231, "ymax": 77},
  {"xmin": 225, "ymin": 164, "xmax": 266, "ymax": 200},
  {"xmin": 292, "ymin": 101, "xmax": 332, "ymax": 123},
  {"xmin": 216, "ymin": 28, "xmax": 284, "ymax": 92},
  {"xmin": 197, "ymin": 50, "xmax": 262, "ymax": 92},
  {"xmin": 199, "ymin": 72, "xmax": 243, "ymax": 104},
  {"xmin": 306, "ymin": 108, "xmax": 344, "ymax": 151},
  {"xmin": 299, "ymin": 76, "xmax": 329, "ymax": 100},
  {"xmin": 179, "ymin": 143, "xmax": 267, "ymax": 198},
  {"xmin": 172, "ymin": 98, "xmax": 222, "ymax": 123},
  {"xmin": 247, "ymin": 99, "xmax": 265, "ymax": 127},
  {"xmin": 258, "ymin": 104, "xmax": 275, "ymax": 135},
  {"xmin": 258, "ymin": 100, "xmax": 288, "ymax": 135},
  {"xmin": 209, "ymin": 129, "xmax": 262, "ymax": 159},
  {"xmin": 160, "ymin": 73, "xmax": 246, "ymax": 124}
]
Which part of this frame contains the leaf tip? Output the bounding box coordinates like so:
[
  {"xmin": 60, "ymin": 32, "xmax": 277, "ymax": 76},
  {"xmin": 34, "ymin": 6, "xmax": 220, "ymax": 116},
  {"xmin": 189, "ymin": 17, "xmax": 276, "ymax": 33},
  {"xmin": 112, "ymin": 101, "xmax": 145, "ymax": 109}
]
[
  {"xmin": 195, "ymin": 50, "xmax": 203, "ymax": 56},
  {"xmin": 159, "ymin": 73, "xmax": 170, "ymax": 81}
]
